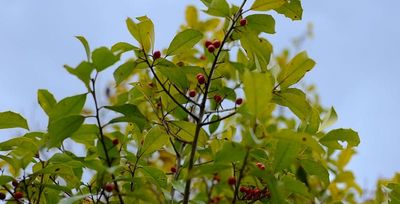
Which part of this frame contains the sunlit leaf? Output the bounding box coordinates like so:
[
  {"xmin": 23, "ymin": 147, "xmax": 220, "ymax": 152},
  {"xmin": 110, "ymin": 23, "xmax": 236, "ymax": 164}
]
[
  {"xmin": 167, "ymin": 29, "xmax": 203, "ymax": 56},
  {"xmin": 320, "ymin": 128, "xmax": 360, "ymax": 149},
  {"xmin": 277, "ymin": 51, "xmax": 315, "ymax": 89},
  {"xmin": 0, "ymin": 111, "xmax": 29, "ymax": 130}
]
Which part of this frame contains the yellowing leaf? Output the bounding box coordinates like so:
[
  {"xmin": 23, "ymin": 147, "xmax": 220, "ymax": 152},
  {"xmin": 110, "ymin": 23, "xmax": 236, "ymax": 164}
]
[
  {"xmin": 277, "ymin": 51, "xmax": 315, "ymax": 89},
  {"xmin": 242, "ymin": 70, "xmax": 274, "ymax": 119},
  {"xmin": 251, "ymin": 0, "xmax": 286, "ymax": 11},
  {"xmin": 167, "ymin": 29, "xmax": 203, "ymax": 56},
  {"xmin": 275, "ymin": 0, "xmax": 303, "ymax": 20}
]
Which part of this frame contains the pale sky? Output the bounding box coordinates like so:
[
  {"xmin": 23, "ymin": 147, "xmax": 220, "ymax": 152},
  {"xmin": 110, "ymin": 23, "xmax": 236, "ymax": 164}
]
[{"xmin": 1, "ymin": 0, "xmax": 399, "ymax": 191}]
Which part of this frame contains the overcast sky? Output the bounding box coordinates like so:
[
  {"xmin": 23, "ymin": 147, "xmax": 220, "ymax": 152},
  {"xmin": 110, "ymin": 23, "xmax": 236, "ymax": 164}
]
[{"xmin": 1, "ymin": 0, "xmax": 399, "ymax": 190}]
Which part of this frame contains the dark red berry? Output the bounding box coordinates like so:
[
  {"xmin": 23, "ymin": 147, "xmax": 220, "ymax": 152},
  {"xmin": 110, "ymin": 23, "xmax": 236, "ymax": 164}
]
[
  {"xmin": 256, "ymin": 162, "xmax": 265, "ymax": 170},
  {"xmin": 196, "ymin": 73, "xmax": 206, "ymax": 84},
  {"xmin": 240, "ymin": 18, "xmax": 248, "ymax": 26},
  {"xmin": 235, "ymin": 98, "xmax": 243, "ymax": 105},
  {"xmin": 170, "ymin": 167, "xmax": 177, "ymax": 173},
  {"xmin": 240, "ymin": 186, "xmax": 248, "ymax": 193},
  {"xmin": 0, "ymin": 192, "xmax": 6, "ymax": 200},
  {"xmin": 213, "ymin": 174, "xmax": 221, "ymax": 183},
  {"xmin": 228, "ymin": 176, "xmax": 236, "ymax": 185},
  {"xmin": 104, "ymin": 183, "xmax": 115, "ymax": 192},
  {"xmin": 14, "ymin": 192, "xmax": 23, "ymax": 200},
  {"xmin": 188, "ymin": 90, "xmax": 196, "ymax": 98},
  {"xmin": 207, "ymin": 44, "xmax": 216, "ymax": 53},
  {"xmin": 153, "ymin": 50, "xmax": 161, "ymax": 59},
  {"xmin": 112, "ymin": 139, "xmax": 119, "ymax": 145},
  {"xmin": 12, "ymin": 180, "xmax": 18, "ymax": 188},
  {"xmin": 212, "ymin": 40, "xmax": 221, "ymax": 48},
  {"xmin": 205, "ymin": 40, "xmax": 212, "ymax": 48},
  {"xmin": 214, "ymin": 95, "xmax": 222, "ymax": 103}
]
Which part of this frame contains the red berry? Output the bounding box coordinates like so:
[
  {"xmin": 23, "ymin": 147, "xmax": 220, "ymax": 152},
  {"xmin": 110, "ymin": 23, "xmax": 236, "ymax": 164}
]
[
  {"xmin": 214, "ymin": 95, "xmax": 222, "ymax": 103},
  {"xmin": 153, "ymin": 50, "xmax": 161, "ymax": 59},
  {"xmin": 205, "ymin": 40, "xmax": 212, "ymax": 48},
  {"xmin": 14, "ymin": 192, "xmax": 23, "ymax": 200},
  {"xmin": 240, "ymin": 18, "xmax": 248, "ymax": 26},
  {"xmin": 240, "ymin": 186, "xmax": 247, "ymax": 193},
  {"xmin": 259, "ymin": 165, "xmax": 265, "ymax": 170},
  {"xmin": 104, "ymin": 183, "xmax": 115, "ymax": 192},
  {"xmin": 170, "ymin": 167, "xmax": 177, "ymax": 173},
  {"xmin": 12, "ymin": 180, "xmax": 18, "ymax": 188},
  {"xmin": 196, "ymin": 73, "xmax": 206, "ymax": 84},
  {"xmin": 235, "ymin": 98, "xmax": 243, "ymax": 105},
  {"xmin": 188, "ymin": 90, "xmax": 196, "ymax": 98},
  {"xmin": 212, "ymin": 40, "xmax": 221, "ymax": 48},
  {"xmin": 213, "ymin": 174, "xmax": 221, "ymax": 183},
  {"xmin": 207, "ymin": 44, "xmax": 216, "ymax": 53},
  {"xmin": 228, "ymin": 176, "xmax": 236, "ymax": 185},
  {"xmin": 112, "ymin": 139, "xmax": 119, "ymax": 145},
  {"xmin": 0, "ymin": 192, "xmax": 6, "ymax": 200},
  {"xmin": 200, "ymin": 55, "xmax": 206, "ymax": 60}
]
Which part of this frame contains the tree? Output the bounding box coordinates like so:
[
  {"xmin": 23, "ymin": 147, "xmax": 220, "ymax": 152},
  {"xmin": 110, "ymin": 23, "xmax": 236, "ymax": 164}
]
[{"xmin": 1, "ymin": 0, "xmax": 380, "ymax": 203}]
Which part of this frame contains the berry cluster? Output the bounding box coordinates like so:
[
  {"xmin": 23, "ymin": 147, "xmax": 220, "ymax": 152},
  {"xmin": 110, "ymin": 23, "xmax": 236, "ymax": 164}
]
[
  {"xmin": 256, "ymin": 162, "xmax": 265, "ymax": 170},
  {"xmin": 205, "ymin": 39, "xmax": 221, "ymax": 53},
  {"xmin": 239, "ymin": 186, "xmax": 271, "ymax": 201},
  {"xmin": 0, "ymin": 180, "xmax": 24, "ymax": 201},
  {"xmin": 209, "ymin": 195, "xmax": 223, "ymax": 204}
]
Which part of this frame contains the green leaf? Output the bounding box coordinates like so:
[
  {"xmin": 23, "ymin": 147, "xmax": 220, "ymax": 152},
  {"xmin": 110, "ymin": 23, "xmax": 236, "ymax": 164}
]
[
  {"xmin": 157, "ymin": 59, "xmax": 189, "ymax": 89},
  {"xmin": 167, "ymin": 29, "xmax": 203, "ymax": 56},
  {"xmin": 215, "ymin": 142, "xmax": 246, "ymax": 163},
  {"xmin": 47, "ymin": 115, "xmax": 85, "ymax": 147},
  {"xmin": 319, "ymin": 107, "xmax": 338, "ymax": 131},
  {"xmin": 275, "ymin": 0, "xmax": 303, "ymax": 20},
  {"xmin": 111, "ymin": 42, "xmax": 138, "ymax": 56},
  {"xmin": 300, "ymin": 159, "xmax": 330, "ymax": 185},
  {"xmin": 0, "ymin": 175, "xmax": 14, "ymax": 185},
  {"xmin": 105, "ymin": 104, "xmax": 147, "ymax": 131},
  {"xmin": 141, "ymin": 126, "xmax": 169, "ymax": 155},
  {"xmin": 70, "ymin": 124, "xmax": 99, "ymax": 147},
  {"xmin": 141, "ymin": 166, "xmax": 167, "ymax": 188},
  {"xmin": 242, "ymin": 70, "xmax": 274, "ymax": 119},
  {"xmin": 282, "ymin": 175, "xmax": 311, "ymax": 198},
  {"xmin": 246, "ymin": 14, "xmax": 276, "ymax": 34},
  {"xmin": 320, "ymin": 128, "xmax": 360, "ymax": 149},
  {"xmin": 75, "ymin": 36, "xmax": 90, "ymax": 61},
  {"xmin": 37, "ymin": 89, "xmax": 57, "ymax": 116},
  {"xmin": 0, "ymin": 137, "xmax": 37, "ymax": 151},
  {"xmin": 277, "ymin": 51, "xmax": 315, "ymax": 89},
  {"xmin": 251, "ymin": 0, "xmax": 286, "ymax": 11},
  {"xmin": 273, "ymin": 140, "xmax": 301, "ymax": 171},
  {"xmin": 240, "ymin": 34, "xmax": 272, "ymax": 71},
  {"xmin": 205, "ymin": 0, "xmax": 230, "ymax": 17},
  {"xmin": 272, "ymin": 130, "xmax": 324, "ymax": 154},
  {"xmin": 49, "ymin": 94, "xmax": 87, "ymax": 121},
  {"xmin": 0, "ymin": 111, "xmax": 29, "ymax": 130},
  {"xmin": 92, "ymin": 47, "xmax": 118, "ymax": 72},
  {"xmin": 59, "ymin": 194, "xmax": 91, "ymax": 204},
  {"xmin": 272, "ymin": 88, "xmax": 311, "ymax": 121},
  {"xmin": 64, "ymin": 61, "xmax": 94, "ymax": 88},
  {"xmin": 169, "ymin": 121, "xmax": 208, "ymax": 146},
  {"xmin": 208, "ymin": 115, "xmax": 220, "ymax": 134},
  {"xmin": 304, "ymin": 107, "xmax": 321, "ymax": 134},
  {"xmin": 114, "ymin": 60, "xmax": 136, "ymax": 86},
  {"xmin": 126, "ymin": 16, "xmax": 154, "ymax": 53}
]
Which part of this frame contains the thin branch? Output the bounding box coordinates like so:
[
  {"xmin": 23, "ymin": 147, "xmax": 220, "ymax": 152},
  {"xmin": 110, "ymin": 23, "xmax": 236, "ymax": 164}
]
[
  {"xmin": 232, "ymin": 148, "xmax": 250, "ymax": 204},
  {"xmin": 201, "ymin": 112, "xmax": 237, "ymax": 126}
]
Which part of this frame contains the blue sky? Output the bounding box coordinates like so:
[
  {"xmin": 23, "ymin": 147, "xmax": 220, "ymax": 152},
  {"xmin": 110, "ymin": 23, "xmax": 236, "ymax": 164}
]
[{"xmin": 1, "ymin": 0, "xmax": 399, "ymax": 190}]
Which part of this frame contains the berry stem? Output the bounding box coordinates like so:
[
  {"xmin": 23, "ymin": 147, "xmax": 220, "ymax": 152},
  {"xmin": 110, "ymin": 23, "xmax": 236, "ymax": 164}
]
[
  {"xmin": 232, "ymin": 148, "xmax": 250, "ymax": 204},
  {"xmin": 182, "ymin": 0, "xmax": 249, "ymax": 203}
]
